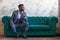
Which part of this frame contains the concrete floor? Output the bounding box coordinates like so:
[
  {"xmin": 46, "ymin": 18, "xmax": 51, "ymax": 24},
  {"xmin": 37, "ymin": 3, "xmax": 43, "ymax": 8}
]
[{"xmin": 0, "ymin": 36, "xmax": 60, "ymax": 40}]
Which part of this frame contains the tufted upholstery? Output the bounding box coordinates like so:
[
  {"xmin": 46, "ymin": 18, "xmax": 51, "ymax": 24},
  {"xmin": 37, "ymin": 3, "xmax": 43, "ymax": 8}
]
[
  {"xmin": 28, "ymin": 17, "xmax": 50, "ymax": 25},
  {"xmin": 2, "ymin": 16, "xmax": 58, "ymax": 36}
]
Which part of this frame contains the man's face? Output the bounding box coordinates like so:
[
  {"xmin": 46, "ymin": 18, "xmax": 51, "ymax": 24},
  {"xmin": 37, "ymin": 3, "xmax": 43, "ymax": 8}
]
[{"xmin": 19, "ymin": 6, "xmax": 24, "ymax": 11}]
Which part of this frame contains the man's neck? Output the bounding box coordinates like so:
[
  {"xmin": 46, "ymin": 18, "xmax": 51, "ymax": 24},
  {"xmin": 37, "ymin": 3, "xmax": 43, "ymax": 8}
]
[
  {"xmin": 19, "ymin": 10, "xmax": 23, "ymax": 13},
  {"xmin": 20, "ymin": 11, "xmax": 23, "ymax": 13},
  {"xmin": 19, "ymin": 11, "xmax": 24, "ymax": 15}
]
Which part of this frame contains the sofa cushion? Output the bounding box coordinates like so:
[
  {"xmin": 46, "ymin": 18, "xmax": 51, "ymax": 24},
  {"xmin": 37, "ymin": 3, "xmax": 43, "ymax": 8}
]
[
  {"xmin": 28, "ymin": 17, "xmax": 50, "ymax": 25},
  {"xmin": 29, "ymin": 25, "xmax": 50, "ymax": 31},
  {"xmin": 6, "ymin": 25, "xmax": 50, "ymax": 32},
  {"xmin": 2, "ymin": 16, "xmax": 58, "ymax": 25}
]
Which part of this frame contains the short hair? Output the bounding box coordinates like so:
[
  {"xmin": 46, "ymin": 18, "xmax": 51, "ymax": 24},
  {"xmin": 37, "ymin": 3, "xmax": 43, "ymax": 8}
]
[{"xmin": 18, "ymin": 4, "xmax": 24, "ymax": 8}]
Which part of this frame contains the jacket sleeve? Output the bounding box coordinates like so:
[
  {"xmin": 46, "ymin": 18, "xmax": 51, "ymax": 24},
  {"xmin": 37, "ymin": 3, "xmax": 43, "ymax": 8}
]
[
  {"xmin": 11, "ymin": 11, "xmax": 15, "ymax": 22},
  {"xmin": 23, "ymin": 12, "xmax": 28, "ymax": 22}
]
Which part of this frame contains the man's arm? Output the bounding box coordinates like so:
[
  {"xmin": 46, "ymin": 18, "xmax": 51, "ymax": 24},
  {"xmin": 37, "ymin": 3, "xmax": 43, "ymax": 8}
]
[
  {"xmin": 23, "ymin": 12, "xmax": 28, "ymax": 23},
  {"xmin": 10, "ymin": 11, "xmax": 15, "ymax": 25}
]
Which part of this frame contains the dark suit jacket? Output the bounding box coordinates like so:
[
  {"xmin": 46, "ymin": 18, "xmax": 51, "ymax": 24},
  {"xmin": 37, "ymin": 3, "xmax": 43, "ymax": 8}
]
[{"xmin": 11, "ymin": 10, "xmax": 28, "ymax": 24}]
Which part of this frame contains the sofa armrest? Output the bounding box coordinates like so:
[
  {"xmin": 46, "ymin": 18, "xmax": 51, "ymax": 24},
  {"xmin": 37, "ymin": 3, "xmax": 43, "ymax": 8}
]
[
  {"xmin": 2, "ymin": 16, "xmax": 11, "ymax": 30},
  {"xmin": 48, "ymin": 17, "xmax": 58, "ymax": 35},
  {"xmin": 49, "ymin": 17, "xmax": 58, "ymax": 23},
  {"xmin": 2, "ymin": 16, "xmax": 6, "ymax": 23},
  {"xmin": 2, "ymin": 16, "xmax": 10, "ymax": 23},
  {"xmin": 49, "ymin": 17, "xmax": 58, "ymax": 28}
]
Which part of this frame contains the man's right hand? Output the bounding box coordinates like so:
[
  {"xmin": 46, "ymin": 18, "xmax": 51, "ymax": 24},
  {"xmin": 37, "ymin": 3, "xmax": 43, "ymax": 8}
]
[{"xmin": 10, "ymin": 20, "xmax": 14, "ymax": 25}]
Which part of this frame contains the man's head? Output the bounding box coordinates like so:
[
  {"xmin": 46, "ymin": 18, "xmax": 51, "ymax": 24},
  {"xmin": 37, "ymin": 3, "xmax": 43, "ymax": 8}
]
[{"xmin": 18, "ymin": 4, "xmax": 24, "ymax": 11}]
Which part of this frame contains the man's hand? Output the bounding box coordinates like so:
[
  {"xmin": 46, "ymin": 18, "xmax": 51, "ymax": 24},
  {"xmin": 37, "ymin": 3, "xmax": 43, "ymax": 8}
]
[{"xmin": 10, "ymin": 20, "xmax": 14, "ymax": 25}]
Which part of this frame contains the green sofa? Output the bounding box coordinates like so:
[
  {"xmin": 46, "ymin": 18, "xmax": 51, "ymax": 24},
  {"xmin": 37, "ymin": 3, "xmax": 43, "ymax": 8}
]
[{"xmin": 2, "ymin": 16, "xmax": 58, "ymax": 37}]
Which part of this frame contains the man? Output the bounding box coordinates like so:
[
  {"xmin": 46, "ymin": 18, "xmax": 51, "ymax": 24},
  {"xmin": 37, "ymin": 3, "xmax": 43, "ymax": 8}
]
[{"xmin": 10, "ymin": 4, "xmax": 29, "ymax": 38}]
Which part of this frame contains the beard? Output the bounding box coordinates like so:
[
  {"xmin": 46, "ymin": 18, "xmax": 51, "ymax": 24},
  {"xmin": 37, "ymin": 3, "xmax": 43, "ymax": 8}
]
[{"xmin": 21, "ymin": 9, "xmax": 24, "ymax": 11}]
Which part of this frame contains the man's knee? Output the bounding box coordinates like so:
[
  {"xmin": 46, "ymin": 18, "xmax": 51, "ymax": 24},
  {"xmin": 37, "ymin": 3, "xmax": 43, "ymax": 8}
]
[
  {"xmin": 23, "ymin": 23, "xmax": 28, "ymax": 27},
  {"xmin": 10, "ymin": 23, "xmax": 15, "ymax": 27},
  {"xmin": 11, "ymin": 24, "xmax": 16, "ymax": 32},
  {"xmin": 24, "ymin": 22, "xmax": 29, "ymax": 31}
]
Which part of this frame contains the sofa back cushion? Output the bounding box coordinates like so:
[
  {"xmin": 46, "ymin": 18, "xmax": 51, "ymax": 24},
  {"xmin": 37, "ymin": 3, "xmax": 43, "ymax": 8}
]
[
  {"xmin": 2, "ymin": 16, "xmax": 58, "ymax": 25},
  {"xmin": 28, "ymin": 17, "xmax": 50, "ymax": 25}
]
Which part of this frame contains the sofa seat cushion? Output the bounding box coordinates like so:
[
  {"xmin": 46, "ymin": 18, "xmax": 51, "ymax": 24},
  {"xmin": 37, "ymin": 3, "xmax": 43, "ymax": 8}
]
[
  {"xmin": 7, "ymin": 25, "xmax": 50, "ymax": 32},
  {"xmin": 29, "ymin": 25, "xmax": 50, "ymax": 31}
]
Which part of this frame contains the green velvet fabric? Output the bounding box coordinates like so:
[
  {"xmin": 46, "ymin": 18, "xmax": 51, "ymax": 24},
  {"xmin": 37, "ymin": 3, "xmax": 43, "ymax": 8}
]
[{"xmin": 2, "ymin": 16, "xmax": 58, "ymax": 36}]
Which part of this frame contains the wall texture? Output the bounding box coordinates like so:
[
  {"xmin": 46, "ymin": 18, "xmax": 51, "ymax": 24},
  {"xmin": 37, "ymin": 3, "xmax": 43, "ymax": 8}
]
[{"xmin": 0, "ymin": 0, "xmax": 58, "ymax": 21}]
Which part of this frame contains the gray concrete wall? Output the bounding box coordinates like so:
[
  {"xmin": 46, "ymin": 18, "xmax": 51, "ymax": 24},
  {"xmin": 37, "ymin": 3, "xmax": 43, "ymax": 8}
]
[{"xmin": 0, "ymin": 0, "xmax": 58, "ymax": 21}]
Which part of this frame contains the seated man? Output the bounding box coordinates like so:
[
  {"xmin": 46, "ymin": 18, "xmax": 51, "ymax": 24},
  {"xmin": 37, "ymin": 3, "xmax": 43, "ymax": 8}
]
[{"xmin": 10, "ymin": 4, "xmax": 29, "ymax": 38}]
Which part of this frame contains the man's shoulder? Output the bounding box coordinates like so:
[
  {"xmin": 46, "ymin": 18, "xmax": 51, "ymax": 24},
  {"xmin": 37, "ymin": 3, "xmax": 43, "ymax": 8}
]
[
  {"xmin": 13, "ymin": 10, "xmax": 18, "ymax": 13},
  {"xmin": 12, "ymin": 10, "xmax": 18, "ymax": 15}
]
